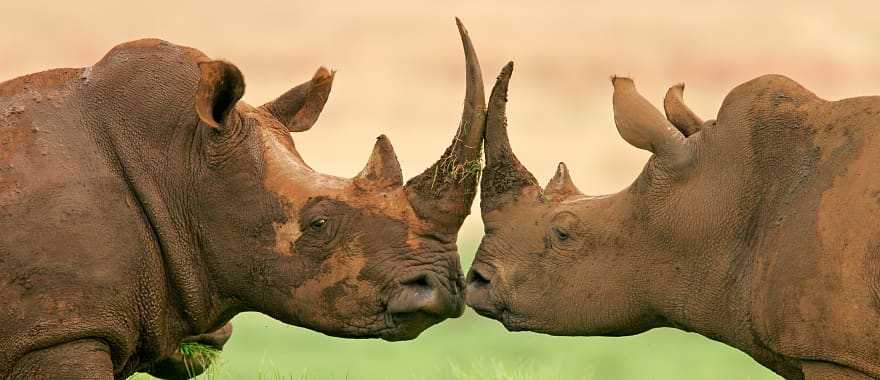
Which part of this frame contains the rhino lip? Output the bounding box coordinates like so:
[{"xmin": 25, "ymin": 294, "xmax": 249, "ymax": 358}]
[
  {"xmin": 379, "ymin": 310, "xmax": 445, "ymax": 341},
  {"xmin": 469, "ymin": 303, "xmax": 524, "ymax": 331}
]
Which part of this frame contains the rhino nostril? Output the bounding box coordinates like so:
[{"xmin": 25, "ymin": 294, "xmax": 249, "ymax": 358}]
[
  {"xmin": 388, "ymin": 272, "xmax": 463, "ymax": 318},
  {"xmin": 399, "ymin": 273, "xmax": 431, "ymax": 288},
  {"xmin": 466, "ymin": 267, "xmax": 491, "ymax": 286}
]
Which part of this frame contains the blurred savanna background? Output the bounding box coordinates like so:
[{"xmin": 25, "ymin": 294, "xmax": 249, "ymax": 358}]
[{"xmin": 3, "ymin": 1, "xmax": 879, "ymax": 378}]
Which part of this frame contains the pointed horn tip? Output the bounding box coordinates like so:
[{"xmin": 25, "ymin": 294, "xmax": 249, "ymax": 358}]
[
  {"xmin": 455, "ymin": 17, "xmax": 466, "ymax": 31},
  {"xmin": 544, "ymin": 161, "xmax": 579, "ymax": 196},
  {"xmin": 374, "ymin": 134, "xmax": 395, "ymax": 148},
  {"xmin": 312, "ymin": 67, "xmax": 334, "ymax": 81},
  {"xmin": 456, "ymin": 18, "xmax": 474, "ymax": 46},
  {"xmin": 495, "ymin": 62, "xmax": 514, "ymax": 82},
  {"xmin": 666, "ymin": 82, "xmax": 685, "ymax": 96}
]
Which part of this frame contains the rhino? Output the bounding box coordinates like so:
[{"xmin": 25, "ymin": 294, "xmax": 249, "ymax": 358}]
[
  {"xmin": 465, "ymin": 63, "xmax": 880, "ymax": 379},
  {"xmin": 0, "ymin": 19, "xmax": 486, "ymax": 379}
]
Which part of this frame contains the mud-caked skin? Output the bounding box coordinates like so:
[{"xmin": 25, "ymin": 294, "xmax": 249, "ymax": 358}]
[
  {"xmin": 466, "ymin": 64, "xmax": 880, "ymax": 379},
  {"xmin": 0, "ymin": 19, "xmax": 487, "ymax": 379}
]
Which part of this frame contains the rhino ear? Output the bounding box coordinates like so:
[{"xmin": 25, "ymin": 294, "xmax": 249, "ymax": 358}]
[
  {"xmin": 664, "ymin": 83, "xmax": 704, "ymax": 136},
  {"xmin": 611, "ymin": 76, "xmax": 686, "ymax": 156},
  {"xmin": 543, "ymin": 162, "xmax": 582, "ymax": 200},
  {"xmin": 260, "ymin": 67, "xmax": 334, "ymax": 133},
  {"xmin": 195, "ymin": 60, "xmax": 245, "ymax": 130},
  {"xmin": 354, "ymin": 135, "xmax": 403, "ymax": 190}
]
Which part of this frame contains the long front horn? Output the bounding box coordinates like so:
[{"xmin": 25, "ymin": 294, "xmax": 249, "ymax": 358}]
[
  {"xmin": 405, "ymin": 18, "xmax": 486, "ymax": 230},
  {"xmin": 480, "ymin": 62, "xmax": 540, "ymax": 214}
]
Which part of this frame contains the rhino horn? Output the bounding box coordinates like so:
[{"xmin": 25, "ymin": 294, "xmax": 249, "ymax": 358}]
[
  {"xmin": 405, "ymin": 18, "xmax": 487, "ymax": 229},
  {"xmin": 543, "ymin": 162, "xmax": 582, "ymax": 200},
  {"xmin": 354, "ymin": 135, "xmax": 403, "ymax": 190},
  {"xmin": 480, "ymin": 62, "xmax": 541, "ymax": 213},
  {"xmin": 260, "ymin": 67, "xmax": 334, "ymax": 133},
  {"xmin": 611, "ymin": 76, "xmax": 686, "ymax": 157},
  {"xmin": 664, "ymin": 83, "xmax": 704, "ymax": 136}
]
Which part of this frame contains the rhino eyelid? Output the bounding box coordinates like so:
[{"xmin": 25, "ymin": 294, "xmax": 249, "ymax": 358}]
[
  {"xmin": 309, "ymin": 218, "xmax": 328, "ymax": 232},
  {"xmin": 552, "ymin": 227, "xmax": 569, "ymax": 241}
]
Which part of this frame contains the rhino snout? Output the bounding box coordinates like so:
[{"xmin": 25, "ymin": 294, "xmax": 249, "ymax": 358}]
[
  {"xmin": 387, "ymin": 272, "xmax": 464, "ymax": 318},
  {"xmin": 464, "ymin": 263, "xmax": 499, "ymax": 317}
]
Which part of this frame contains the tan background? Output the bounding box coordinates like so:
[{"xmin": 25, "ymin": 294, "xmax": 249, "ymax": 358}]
[{"xmin": 3, "ymin": 3, "xmax": 880, "ymax": 378}]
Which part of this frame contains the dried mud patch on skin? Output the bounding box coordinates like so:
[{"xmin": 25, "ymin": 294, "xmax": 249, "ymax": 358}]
[
  {"xmin": 480, "ymin": 160, "xmax": 539, "ymax": 212},
  {"xmin": 292, "ymin": 196, "xmax": 411, "ymax": 297},
  {"xmin": 0, "ymin": 68, "xmax": 83, "ymax": 98},
  {"xmin": 0, "ymin": 123, "xmax": 28, "ymax": 163}
]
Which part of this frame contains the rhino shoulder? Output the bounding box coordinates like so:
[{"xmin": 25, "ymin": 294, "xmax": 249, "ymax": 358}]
[
  {"xmin": 715, "ymin": 74, "xmax": 822, "ymax": 133},
  {"xmin": 725, "ymin": 74, "xmax": 819, "ymax": 110}
]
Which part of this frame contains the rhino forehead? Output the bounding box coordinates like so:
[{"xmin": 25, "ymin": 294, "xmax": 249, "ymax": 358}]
[{"xmin": 261, "ymin": 128, "xmax": 347, "ymax": 197}]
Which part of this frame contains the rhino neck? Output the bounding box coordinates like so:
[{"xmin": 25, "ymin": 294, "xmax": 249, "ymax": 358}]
[
  {"xmin": 625, "ymin": 126, "xmax": 785, "ymax": 368},
  {"xmin": 79, "ymin": 40, "xmax": 234, "ymax": 336}
]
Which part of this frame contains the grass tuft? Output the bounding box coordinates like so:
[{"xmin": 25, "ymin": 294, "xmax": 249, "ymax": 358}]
[
  {"xmin": 426, "ymin": 115, "xmax": 484, "ymax": 195},
  {"xmin": 179, "ymin": 342, "xmax": 222, "ymax": 378}
]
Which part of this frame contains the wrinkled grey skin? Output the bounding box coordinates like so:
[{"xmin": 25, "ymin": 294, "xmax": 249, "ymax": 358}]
[{"xmin": 466, "ymin": 65, "xmax": 880, "ymax": 379}]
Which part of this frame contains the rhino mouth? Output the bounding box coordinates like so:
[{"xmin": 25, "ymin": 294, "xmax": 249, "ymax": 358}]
[
  {"xmin": 378, "ymin": 311, "xmax": 447, "ymax": 341},
  {"xmin": 377, "ymin": 273, "xmax": 464, "ymax": 341},
  {"xmin": 469, "ymin": 303, "xmax": 518, "ymax": 329}
]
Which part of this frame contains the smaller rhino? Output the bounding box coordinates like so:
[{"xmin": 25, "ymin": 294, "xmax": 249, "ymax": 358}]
[{"xmin": 466, "ymin": 63, "xmax": 880, "ymax": 379}]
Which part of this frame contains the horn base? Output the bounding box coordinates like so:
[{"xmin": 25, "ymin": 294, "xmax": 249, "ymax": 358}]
[
  {"xmin": 480, "ymin": 159, "xmax": 539, "ymax": 214},
  {"xmin": 406, "ymin": 145, "xmax": 482, "ymax": 231}
]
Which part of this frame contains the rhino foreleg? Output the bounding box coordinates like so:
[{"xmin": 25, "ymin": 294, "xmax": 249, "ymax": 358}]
[{"xmin": 9, "ymin": 339, "xmax": 114, "ymax": 380}]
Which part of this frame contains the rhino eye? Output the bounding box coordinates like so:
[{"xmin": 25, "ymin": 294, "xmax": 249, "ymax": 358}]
[
  {"xmin": 309, "ymin": 218, "xmax": 327, "ymax": 232},
  {"xmin": 552, "ymin": 227, "xmax": 569, "ymax": 241}
]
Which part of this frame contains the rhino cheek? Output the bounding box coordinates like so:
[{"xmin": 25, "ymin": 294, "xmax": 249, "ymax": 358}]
[
  {"xmin": 286, "ymin": 249, "xmax": 376, "ymax": 330},
  {"xmin": 272, "ymin": 220, "xmax": 301, "ymax": 257}
]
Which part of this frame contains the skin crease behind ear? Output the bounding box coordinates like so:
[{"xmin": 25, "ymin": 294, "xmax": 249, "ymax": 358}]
[{"xmin": 467, "ymin": 71, "xmax": 880, "ymax": 379}]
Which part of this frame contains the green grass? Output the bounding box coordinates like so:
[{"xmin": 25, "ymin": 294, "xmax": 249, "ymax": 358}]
[
  {"xmin": 178, "ymin": 342, "xmax": 222, "ymax": 378},
  {"xmin": 130, "ymin": 237, "xmax": 781, "ymax": 380}
]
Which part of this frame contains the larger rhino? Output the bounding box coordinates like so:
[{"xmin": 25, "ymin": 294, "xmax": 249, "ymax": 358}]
[
  {"xmin": 466, "ymin": 64, "xmax": 880, "ymax": 379},
  {"xmin": 0, "ymin": 19, "xmax": 486, "ymax": 379}
]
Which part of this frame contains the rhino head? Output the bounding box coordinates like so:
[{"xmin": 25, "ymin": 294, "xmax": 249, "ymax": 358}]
[
  {"xmin": 466, "ymin": 64, "xmax": 707, "ymax": 336},
  {"xmin": 184, "ymin": 19, "xmax": 485, "ymax": 341}
]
